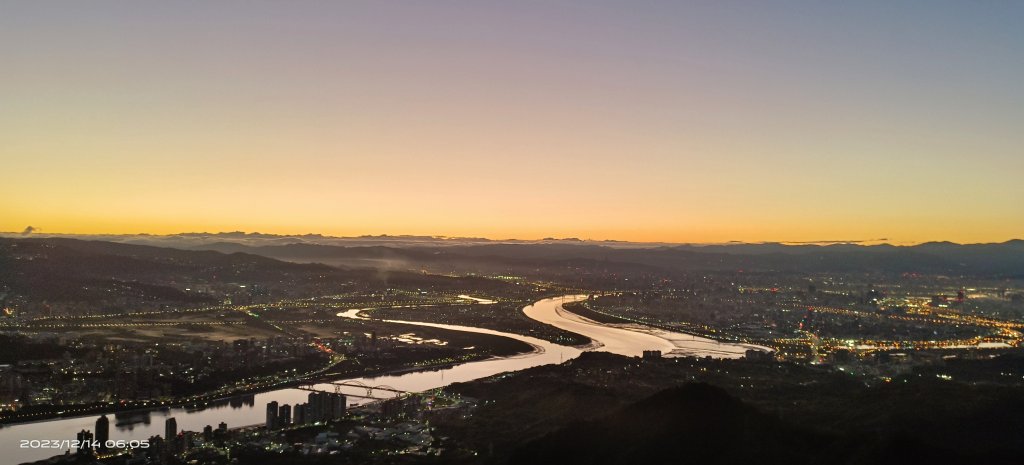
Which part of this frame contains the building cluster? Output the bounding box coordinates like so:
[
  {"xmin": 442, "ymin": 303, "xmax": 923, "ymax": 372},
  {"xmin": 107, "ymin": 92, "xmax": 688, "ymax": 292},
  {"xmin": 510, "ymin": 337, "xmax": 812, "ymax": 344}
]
[
  {"xmin": 0, "ymin": 335, "xmax": 326, "ymax": 415},
  {"xmin": 266, "ymin": 392, "xmax": 347, "ymax": 430},
  {"xmin": 71, "ymin": 414, "xmax": 232, "ymax": 464},
  {"xmin": 59, "ymin": 390, "xmax": 475, "ymax": 463}
]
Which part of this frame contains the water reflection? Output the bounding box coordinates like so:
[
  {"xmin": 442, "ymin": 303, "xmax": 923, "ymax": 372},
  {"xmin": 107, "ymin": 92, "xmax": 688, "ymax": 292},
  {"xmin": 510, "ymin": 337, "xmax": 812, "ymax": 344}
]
[
  {"xmin": 0, "ymin": 296, "xmax": 582, "ymax": 464},
  {"xmin": 2, "ymin": 294, "xmax": 765, "ymax": 464}
]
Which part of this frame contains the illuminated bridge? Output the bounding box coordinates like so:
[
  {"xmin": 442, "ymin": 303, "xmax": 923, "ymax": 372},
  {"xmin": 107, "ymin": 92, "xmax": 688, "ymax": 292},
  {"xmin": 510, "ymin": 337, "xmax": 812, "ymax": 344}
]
[{"xmin": 297, "ymin": 380, "xmax": 409, "ymax": 401}]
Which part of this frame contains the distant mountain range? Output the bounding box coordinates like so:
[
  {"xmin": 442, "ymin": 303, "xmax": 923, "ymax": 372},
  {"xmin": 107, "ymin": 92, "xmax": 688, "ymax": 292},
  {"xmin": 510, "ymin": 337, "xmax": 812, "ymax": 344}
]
[
  {"xmin": 205, "ymin": 240, "xmax": 1024, "ymax": 277},
  {"xmin": 0, "ymin": 231, "xmax": 659, "ymax": 249},
  {"xmin": 3, "ymin": 233, "xmax": 1023, "ymax": 277}
]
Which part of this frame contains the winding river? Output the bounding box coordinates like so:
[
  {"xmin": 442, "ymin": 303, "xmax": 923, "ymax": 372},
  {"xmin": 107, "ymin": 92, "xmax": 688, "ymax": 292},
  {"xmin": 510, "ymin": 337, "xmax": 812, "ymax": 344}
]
[
  {"xmin": 2, "ymin": 295, "xmax": 764, "ymax": 464},
  {"xmin": 526, "ymin": 295, "xmax": 771, "ymax": 358}
]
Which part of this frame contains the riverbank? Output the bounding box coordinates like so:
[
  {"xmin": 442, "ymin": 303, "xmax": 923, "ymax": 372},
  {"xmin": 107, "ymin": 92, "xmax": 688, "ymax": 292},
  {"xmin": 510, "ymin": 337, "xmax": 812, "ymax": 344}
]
[
  {"xmin": 524, "ymin": 295, "xmax": 766, "ymax": 358},
  {"xmin": 2, "ymin": 296, "xmax": 584, "ymax": 465},
  {"xmin": 562, "ymin": 301, "xmax": 776, "ymax": 356},
  {"xmin": 369, "ymin": 299, "xmax": 594, "ymax": 346},
  {"xmin": 0, "ymin": 350, "xmax": 511, "ymax": 427},
  {"xmin": 2, "ymin": 308, "xmax": 543, "ymax": 427}
]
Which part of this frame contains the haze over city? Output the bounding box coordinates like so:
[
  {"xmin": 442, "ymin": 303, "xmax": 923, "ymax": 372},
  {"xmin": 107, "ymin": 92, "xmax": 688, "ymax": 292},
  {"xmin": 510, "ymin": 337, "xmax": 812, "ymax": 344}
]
[{"xmin": 3, "ymin": 1, "xmax": 1023, "ymax": 243}]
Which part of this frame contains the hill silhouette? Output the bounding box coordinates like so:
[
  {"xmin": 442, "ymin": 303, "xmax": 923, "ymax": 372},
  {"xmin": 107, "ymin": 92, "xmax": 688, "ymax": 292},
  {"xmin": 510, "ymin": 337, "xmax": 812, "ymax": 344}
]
[{"xmin": 510, "ymin": 383, "xmax": 977, "ymax": 465}]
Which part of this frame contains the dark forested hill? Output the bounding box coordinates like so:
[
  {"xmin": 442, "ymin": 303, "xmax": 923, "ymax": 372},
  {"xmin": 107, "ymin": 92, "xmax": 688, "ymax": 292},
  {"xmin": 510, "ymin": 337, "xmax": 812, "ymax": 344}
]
[
  {"xmin": 0, "ymin": 238, "xmax": 512, "ymax": 308},
  {"xmin": 510, "ymin": 382, "xmax": 1017, "ymax": 465}
]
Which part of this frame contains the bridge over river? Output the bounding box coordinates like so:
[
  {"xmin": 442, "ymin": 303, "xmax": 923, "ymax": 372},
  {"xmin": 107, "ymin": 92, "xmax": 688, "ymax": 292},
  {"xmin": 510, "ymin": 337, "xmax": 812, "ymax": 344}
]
[{"xmin": 1, "ymin": 295, "xmax": 767, "ymax": 464}]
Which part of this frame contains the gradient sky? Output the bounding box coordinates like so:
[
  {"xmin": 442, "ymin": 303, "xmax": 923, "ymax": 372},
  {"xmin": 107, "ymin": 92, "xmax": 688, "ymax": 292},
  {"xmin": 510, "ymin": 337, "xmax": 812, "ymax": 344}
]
[{"xmin": 2, "ymin": 1, "xmax": 1022, "ymax": 243}]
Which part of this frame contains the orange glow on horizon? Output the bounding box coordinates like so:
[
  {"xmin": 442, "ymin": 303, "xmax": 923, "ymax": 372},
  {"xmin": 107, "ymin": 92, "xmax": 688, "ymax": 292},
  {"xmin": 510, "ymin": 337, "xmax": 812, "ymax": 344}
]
[{"xmin": 3, "ymin": 3, "xmax": 1023, "ymax": 245}]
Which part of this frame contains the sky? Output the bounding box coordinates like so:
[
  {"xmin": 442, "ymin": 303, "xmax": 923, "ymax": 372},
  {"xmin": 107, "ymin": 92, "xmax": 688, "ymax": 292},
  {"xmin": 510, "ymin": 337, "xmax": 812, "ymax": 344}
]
[{"xmin": 2, "ymin": 1, "xmax": 1022, "ymax": 244}]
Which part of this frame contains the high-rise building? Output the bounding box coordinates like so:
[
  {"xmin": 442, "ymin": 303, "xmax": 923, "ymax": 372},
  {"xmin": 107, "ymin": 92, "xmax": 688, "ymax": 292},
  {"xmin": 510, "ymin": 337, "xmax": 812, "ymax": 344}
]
[
  {"xmin": 330, "ymin": 393, "xmax": 346, "ymax": 419},
  {"xmin": 76, "ymin": 430, "xmax": 94, "ymax": 455},
  {"xmin": 266, "ymin": 401, "xmax": 279, "ymax": 429},
  {"xmin": 165, "ymin": 417, "xmax": 177, "ymax": 441},
  {"xmin": 304, "ymin": 391, "xmax": 347, "ymax": 423},
  {"xmin": 279, "ymin": 404, "xmax": 292, "ymax": 428},
  {"xmin": 381, "ymin": 398, "xmax": 403, "ymax": 419},
  {"xmin": 308, "ymin": 392, "xmax": 323, "ymax": 423},
  {"xmin": 293, "ymin": 403, "xmax": 307, "ymax": 425},
  {"xmin": 95, "ymin": 415, "xmax": 109, "ymax": 450},
  {"xmin": 301, "ymin": 391, "xmax": 350, "ymax": 424}
]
